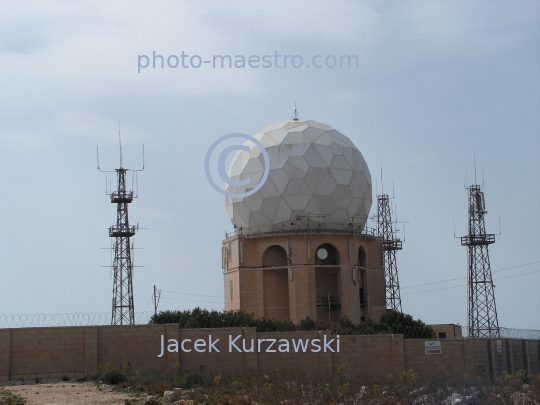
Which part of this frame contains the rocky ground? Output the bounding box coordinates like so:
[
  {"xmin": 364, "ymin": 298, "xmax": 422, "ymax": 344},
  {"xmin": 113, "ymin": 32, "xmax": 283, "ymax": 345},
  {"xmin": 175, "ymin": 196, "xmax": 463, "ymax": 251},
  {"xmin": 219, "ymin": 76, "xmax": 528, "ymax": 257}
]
[
  {"xmin": 1, "ymin": 380, "xmax": 140, "ymax": 405},
  {"xmin": 0, "ymin": 379, "xmax": 195, "ymax": 405},
  {"xmin": 1, "ymin": 376, "xmax": 538, "ymax": 404}
]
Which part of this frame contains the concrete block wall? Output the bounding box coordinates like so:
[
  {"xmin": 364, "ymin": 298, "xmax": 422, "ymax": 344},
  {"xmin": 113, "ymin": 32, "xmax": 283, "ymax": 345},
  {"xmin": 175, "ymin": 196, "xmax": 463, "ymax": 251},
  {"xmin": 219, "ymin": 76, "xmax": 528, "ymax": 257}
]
[
  {"xmin": 403, "ymin": 338, "xmax": 540, "ymax": 380},
  {"xmin": 332, "ymin": 334, "xmax": 405, "ymax": 378},
  {"xmin": 0, "ymin": 325, "xmax": 539, "ymax": 382},
  {"xmin": 405, "ymin": 339, "xmax": 467, "ymax": 377},
  {"xmin": 9, "ymin": 327, "xmax": 86, "ymax": 379},
  {"xmin": 525, "ymin": 340, "xmax": 540, "ymax": 375}
]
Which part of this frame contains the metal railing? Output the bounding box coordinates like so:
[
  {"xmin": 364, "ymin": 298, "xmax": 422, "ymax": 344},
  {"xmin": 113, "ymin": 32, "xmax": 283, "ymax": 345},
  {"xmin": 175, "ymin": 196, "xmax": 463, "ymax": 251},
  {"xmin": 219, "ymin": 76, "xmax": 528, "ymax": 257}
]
[
  {"xmin": 0, "ymin": 312, "xmax": 153, "ymax": 328},
  {"xmin": 382, "ymin": 239, "xmax": 403, "ymax": 251},
  {"xmin": 316, "ymin": 296, "xmax": 341, "ymax": 308},
  {"xmin": 110, "ymin": 190, "xmax": 134, "ymax": 203},
  {"xmin": 226, "ymin": 225, "xmax": 378, "ymax": 239},
  {"xmin": 109, "ymin": 224, "xmax": 136, "ymax": 237},
  {"xmin": 460, "ymin": 234, "xmax": 495, "ymax": 246}
]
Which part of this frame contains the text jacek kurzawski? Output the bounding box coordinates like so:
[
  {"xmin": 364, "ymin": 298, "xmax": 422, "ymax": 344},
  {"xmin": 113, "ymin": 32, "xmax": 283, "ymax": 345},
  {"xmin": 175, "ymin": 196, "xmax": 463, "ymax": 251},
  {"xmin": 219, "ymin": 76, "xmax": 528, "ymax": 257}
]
[{"xmin": 157, "ymin": 334, "xmax": 340, "ymax": 357}]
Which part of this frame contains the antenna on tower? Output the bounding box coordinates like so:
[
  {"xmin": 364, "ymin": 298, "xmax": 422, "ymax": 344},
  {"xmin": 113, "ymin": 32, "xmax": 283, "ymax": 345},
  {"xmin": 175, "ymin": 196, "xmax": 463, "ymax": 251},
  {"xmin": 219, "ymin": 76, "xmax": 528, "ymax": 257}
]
[
  {"xmin": 119, "ymin": 120, "xmax": 123, "ymax": 168},
  {"xmin": 380, "ymin": 162, "xmax": 384, "ymax": 195},
  {"xmin": 131, "ymin": 239, "xmax": 136, "ymax": 277},
  {"xmin": 473, "ymin": 149, "xmax": 477, "ymax": 185},
  {"xmin": 109, "ymin": 238, "xmax": 113, "ymax": 278},
  {"xmin": 482, "ymin": 167, "xmax": 485, "ymax": 187}
]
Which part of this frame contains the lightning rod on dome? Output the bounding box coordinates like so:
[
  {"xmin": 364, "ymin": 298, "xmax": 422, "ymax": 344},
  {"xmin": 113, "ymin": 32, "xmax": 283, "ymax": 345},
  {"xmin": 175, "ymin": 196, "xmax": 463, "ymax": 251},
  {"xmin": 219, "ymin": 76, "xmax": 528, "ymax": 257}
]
[{"xmin": 293, "ymin": 102, "xmax": 299, "ymax": 121}]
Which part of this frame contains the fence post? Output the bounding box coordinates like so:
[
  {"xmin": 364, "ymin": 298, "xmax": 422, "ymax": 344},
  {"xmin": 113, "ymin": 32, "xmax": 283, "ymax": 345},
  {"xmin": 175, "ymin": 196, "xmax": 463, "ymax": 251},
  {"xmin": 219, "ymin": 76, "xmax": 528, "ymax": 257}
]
[
  {"xmin": 0, "ymin": 329, "xmax": 10, "ymax": 381},
  {"xmin": 84, "ymin": 326, "xmax": 99, "ymax": 377}
]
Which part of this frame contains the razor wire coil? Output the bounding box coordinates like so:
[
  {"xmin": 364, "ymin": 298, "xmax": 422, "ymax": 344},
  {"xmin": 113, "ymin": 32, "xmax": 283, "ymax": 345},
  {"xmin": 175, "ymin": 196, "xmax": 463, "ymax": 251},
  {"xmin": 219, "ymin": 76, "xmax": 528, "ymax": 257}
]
[
  {"xmin": 0, "ymin": 313, "xmax": 538, "ymax": 340},
  {"xmin": 461, "ymin": 326, "xmax": 540, "ymax": 340},
  {"xmin": 0, "ymin": 312, "xmax": 153, "ymax": 328}
]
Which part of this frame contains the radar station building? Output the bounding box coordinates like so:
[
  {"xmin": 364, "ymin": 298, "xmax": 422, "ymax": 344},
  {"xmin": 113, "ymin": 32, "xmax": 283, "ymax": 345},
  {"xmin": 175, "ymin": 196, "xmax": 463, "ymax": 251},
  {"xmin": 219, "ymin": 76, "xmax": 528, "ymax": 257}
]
[{"xmin": 222, "ymin": 119, "xmax": 386, "ymax": 324}]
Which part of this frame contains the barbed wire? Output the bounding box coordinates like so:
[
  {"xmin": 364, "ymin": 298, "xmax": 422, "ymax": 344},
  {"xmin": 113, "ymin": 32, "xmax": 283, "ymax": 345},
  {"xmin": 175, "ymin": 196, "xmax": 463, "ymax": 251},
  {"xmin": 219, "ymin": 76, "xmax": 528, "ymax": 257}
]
[
  {"xmin": 0, "ymin": 312, "xmax": 154, "ymax": 328},
  {"xmin": 461, "ymin": 326, "xmax": 540, "ymax": 340}
]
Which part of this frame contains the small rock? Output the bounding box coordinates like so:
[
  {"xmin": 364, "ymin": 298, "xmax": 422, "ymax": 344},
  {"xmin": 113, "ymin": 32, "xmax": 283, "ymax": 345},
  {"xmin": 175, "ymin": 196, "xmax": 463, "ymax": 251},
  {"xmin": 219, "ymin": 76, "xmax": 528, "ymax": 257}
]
[
  {"xmin": 146, "ymin": 395, "xmax": 154, "ymax": 400},
  {"xmin": 164, "ymin": 390, "xmax": 178, "ymax": 402},
  {"xmin": 511, "ymin": 392, "xmax": 531, "ymax": 404},
  {"xmin": 442, "ymin": 393, "xmax": 468, "ymax": 405}
]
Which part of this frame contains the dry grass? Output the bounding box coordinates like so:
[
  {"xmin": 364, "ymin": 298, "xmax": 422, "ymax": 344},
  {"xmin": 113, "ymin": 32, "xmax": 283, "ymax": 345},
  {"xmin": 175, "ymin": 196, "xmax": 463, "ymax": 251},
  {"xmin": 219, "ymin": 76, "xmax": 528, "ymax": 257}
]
[{"xmin": 109, "ymin": 364, "xmax": 540, "ymax": 404}]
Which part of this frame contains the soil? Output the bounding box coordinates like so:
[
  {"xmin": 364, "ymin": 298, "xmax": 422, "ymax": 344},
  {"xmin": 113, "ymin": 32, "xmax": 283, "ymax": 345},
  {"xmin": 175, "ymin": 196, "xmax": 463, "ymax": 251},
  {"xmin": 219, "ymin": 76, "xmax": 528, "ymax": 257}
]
[{"xmin": 1, "ymin": 379, "xmax": 148, "ymax": 405}]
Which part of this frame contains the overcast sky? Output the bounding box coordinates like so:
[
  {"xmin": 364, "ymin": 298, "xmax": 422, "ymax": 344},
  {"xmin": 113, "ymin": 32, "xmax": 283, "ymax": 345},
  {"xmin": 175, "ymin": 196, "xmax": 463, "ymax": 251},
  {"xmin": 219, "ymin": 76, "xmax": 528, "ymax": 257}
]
[{"xmin": 0, "ymin": 1, "xmax": 538, "ymax": 330}]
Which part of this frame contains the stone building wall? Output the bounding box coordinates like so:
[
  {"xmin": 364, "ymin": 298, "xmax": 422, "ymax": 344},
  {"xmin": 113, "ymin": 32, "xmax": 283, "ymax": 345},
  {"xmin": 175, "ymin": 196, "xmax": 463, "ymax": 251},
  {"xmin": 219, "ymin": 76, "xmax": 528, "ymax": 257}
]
[{"xmin": 223, "ymin": 232, "xmax": 386, "ymax": 324}]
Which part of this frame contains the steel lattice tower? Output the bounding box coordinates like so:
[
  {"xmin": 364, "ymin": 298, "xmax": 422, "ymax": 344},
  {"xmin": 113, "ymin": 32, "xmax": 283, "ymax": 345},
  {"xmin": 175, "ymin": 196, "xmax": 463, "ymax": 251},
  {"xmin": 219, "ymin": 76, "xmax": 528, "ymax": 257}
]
[
  {"xmin": 377, "ymin": 194, "xmax": 403, "ymax": 312},
  {"xmin": 460, "ymin": 184, "xmax": 499, "ymax": 337},
  {"xmin": 109, "ymin": 168, "xmax": 136, "ymax": 325},
  {"xmin": 98, "ymin": 138, "xmax": 143, "ymax": 325}
]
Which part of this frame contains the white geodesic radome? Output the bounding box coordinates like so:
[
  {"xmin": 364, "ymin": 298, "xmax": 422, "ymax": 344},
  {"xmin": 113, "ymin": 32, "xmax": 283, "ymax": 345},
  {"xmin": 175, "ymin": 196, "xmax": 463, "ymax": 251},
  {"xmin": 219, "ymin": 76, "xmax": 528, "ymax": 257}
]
[{"xmin": 225, "ymin": 119, "xmax": 372, "ymax": 232}]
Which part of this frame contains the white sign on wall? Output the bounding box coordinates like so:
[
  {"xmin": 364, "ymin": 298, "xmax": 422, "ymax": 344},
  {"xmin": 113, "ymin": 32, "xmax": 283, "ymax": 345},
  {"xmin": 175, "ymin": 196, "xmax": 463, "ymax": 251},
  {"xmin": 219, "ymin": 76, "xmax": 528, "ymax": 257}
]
[{"xmin": 425, "ymin": 341, "xmax": 441, "ymax": 355}]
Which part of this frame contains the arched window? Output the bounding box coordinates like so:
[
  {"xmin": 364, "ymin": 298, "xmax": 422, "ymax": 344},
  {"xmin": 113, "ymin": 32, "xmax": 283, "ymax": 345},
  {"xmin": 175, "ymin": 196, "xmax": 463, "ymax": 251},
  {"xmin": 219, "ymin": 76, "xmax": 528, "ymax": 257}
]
[
  {"xmin": 263, "ymin": 245, "xmax": 288, "ymax": 267},
  {"xmin": 315, "ymin": 243, "xmax": 339, "ymax": 265},
  {"xmin": 358, "ymin": 246, "xmax": 367, "ymax": 267}
]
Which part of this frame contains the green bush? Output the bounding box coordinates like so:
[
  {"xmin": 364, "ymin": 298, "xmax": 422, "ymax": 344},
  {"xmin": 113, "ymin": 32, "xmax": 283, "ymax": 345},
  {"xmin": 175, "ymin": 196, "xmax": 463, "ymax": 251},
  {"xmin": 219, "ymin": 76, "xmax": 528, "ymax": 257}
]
[
  {"xmin": 380, "ymin": 311, "xmax": 435, "ymax": 339},
  {"xmin": 150, "ymin": 307, "xmax": 434, "ymax": 338},
  {"xmin": 102, "ymin": 370, "xmax": 126, "ymax": 385},
  {"xmin": 180, "ymin": 371, "xmax": 205, "ymax": 389}
]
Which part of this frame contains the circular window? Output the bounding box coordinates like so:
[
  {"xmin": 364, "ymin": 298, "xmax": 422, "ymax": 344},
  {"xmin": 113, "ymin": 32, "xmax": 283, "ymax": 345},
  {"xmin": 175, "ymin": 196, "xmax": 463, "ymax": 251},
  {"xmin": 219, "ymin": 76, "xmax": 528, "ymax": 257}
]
[{"xmin": 317, "ymin": 248, "xmax": 328, "ymax": 260}]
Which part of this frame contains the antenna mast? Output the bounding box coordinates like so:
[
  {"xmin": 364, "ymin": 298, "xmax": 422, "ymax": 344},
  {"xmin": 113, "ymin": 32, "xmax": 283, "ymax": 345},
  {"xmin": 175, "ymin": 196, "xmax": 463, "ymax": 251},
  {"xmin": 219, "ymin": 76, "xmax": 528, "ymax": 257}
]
[
  {"xmin": 377, "ymin": 193, "xmax": 403, "ymax": 312},
  {"xmin": 98, "ymin": 133, "xmax": 144, "ymax": 325},
  {"xmin": 460, "ymin": 172, "xmax": 499, "ymax": 337}
]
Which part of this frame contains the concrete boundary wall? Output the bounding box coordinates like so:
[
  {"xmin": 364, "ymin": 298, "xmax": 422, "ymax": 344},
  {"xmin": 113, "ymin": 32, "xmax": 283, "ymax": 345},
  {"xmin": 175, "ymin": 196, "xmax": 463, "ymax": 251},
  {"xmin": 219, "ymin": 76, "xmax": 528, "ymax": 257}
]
[{"xmin": 0, "ymin": 325, "xmax": 538, "ymax": 381}]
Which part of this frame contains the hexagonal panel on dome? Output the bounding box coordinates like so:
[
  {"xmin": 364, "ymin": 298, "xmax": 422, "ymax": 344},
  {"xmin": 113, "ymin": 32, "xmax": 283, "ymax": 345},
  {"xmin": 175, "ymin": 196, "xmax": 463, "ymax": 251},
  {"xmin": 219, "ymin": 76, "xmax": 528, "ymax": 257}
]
[{"xmin": 225, "ymin": 119, "xmax": 372, "ymax": 232}]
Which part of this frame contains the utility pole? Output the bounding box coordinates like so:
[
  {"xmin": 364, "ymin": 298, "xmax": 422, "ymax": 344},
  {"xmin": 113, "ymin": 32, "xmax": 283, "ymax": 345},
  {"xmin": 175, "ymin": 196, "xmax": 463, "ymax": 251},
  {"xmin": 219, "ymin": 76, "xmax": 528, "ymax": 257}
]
[{"xmin": 153, "ymin": 285, "xmax": 161, "ymax": 316}]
